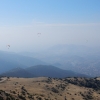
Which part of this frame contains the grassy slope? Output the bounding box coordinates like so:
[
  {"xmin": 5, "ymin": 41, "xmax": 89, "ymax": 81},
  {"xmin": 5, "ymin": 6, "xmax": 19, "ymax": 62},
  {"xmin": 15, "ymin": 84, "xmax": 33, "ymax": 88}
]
[{"xmin": 0, "ymin": 77, "xmax": 100, "ymax": 100}]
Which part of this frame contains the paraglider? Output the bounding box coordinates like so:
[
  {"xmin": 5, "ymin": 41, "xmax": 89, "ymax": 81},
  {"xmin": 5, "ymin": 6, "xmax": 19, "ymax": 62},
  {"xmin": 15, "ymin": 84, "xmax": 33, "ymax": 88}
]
[
  {"xmin": 6, "ymin": 45, "xmax": 10, "ymax": 49},
  {"xmin": 37, "ymin": 33, "xmax": 41, "ymax": 37},
  {"xmin": 37, "ymin": 33, "xmax": 41, "ymax": 35},
  {"xmin": 85, "ymin": 39, "xmax": 88, "ymax": 43}
]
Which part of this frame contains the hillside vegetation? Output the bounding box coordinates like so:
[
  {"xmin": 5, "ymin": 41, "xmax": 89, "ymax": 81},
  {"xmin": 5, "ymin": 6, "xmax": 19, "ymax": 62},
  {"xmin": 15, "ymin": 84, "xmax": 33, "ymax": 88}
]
[{"xmin": 0, "ymin": 77, "xmax": 100, "ymax": 100}]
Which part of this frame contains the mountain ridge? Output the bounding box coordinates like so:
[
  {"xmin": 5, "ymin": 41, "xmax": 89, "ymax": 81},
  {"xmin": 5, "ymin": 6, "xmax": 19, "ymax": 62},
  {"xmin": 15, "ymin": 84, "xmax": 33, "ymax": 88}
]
[
  {"xmin": 0, "ymin": 51, "xmax": 46, "ymax": 73},
  {"xmin": 1, "ymin": 65, "xmax": 89, "ymax": 78}
]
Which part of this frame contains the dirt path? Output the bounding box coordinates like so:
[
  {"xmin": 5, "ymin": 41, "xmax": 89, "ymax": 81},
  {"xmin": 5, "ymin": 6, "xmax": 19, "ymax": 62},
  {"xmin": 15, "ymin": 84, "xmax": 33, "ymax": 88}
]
[{"xmin": 0, "ymin": 77, "xmax": 7, "ymax": 83}]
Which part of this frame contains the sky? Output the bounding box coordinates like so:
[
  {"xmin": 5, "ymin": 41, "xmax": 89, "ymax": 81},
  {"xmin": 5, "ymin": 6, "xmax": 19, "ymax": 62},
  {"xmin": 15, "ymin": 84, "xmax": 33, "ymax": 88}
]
[{"xmin": 0, "ymin": 0, "xmax": 100, "ymax": 52}]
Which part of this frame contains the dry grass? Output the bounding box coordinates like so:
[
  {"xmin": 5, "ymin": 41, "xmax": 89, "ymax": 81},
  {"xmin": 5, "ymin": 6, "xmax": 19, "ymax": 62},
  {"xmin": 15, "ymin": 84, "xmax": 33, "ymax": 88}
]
[{"xmin": 0, "ymin": 77, "xmax": 100, "ymax": 100}]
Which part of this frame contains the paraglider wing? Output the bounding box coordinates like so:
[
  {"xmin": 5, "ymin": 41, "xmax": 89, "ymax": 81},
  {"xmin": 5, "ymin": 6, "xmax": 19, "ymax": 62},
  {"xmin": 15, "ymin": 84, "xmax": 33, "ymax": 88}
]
[
  {"xmin": 6, "ymin": 45, "xmax": 10, "ymax": 49},
  {"xmin": 37, "ymin": 33, "xmax": 41, "ymax": 37},
  {"xmin": 8, "ymin": 45, "xmax": 10, "ymax": 47}
]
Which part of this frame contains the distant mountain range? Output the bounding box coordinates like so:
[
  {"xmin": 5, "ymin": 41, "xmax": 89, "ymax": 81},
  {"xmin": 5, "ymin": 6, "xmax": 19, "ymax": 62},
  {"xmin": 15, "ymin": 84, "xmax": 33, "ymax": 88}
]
[
  {"xmin": 1, "ymin": 67, "xmax": 33, "ymax": 78},
  {"xmin": 0, "ymin": 51, "xmax": 46, "ymax": 73},
  {"xmin": 19, "ymin": 45, "xmax": 100, "ymax": 77},
  {"xmin": 1, "ymin": 65, "xmax": 89, "ymax": 78},
  {"xmin": 0, "ymin": 49, "xmax": 89, "ymax": 78},
  {"xmin": 1, "ymin": 44, "xmax": 100, "ymax": 77}
]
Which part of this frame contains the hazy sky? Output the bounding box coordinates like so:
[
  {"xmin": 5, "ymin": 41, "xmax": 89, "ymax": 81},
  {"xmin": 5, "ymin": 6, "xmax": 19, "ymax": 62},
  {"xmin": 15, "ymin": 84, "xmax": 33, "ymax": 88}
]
[{"xmin": 0, "ymin": 0, "xmax": 100, "ymax": 52}]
